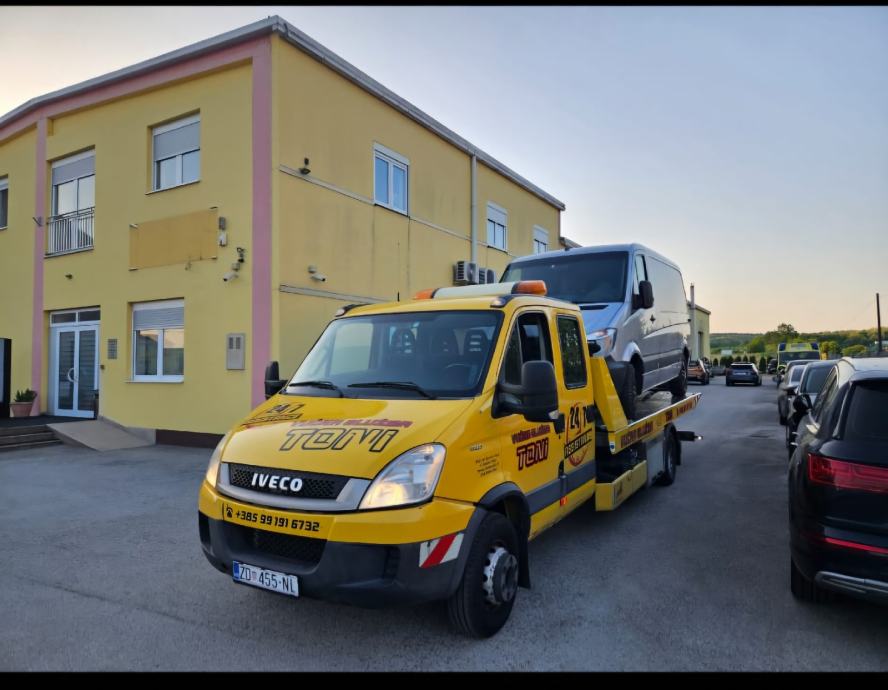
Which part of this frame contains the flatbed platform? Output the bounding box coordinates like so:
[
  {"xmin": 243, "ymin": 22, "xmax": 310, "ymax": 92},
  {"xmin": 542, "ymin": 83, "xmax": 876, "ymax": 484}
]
[{"xmin": 604, "ymin": 391, "xmax": 701, "ymax": 453}]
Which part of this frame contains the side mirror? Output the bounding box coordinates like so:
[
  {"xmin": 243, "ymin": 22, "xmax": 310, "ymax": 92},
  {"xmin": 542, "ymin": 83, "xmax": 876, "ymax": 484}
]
[
  {"xmin": 786, "ymin": 386, "xmax": 797, "ymax": 397},
  {"xmin": 264, "ymin": 361, "xmax": 287, "ymax": 399},
  {"xmin": 638, "ymin": 280, "xmax": 655, "ymax": 310},
  {"xmin": 792, "ymin": 394, "xmax": 810, "ymax": 415},
  {"xmin": 498, "ymin": 360, "xmax": 559, "ymax": 423},
  {"xmin": 588, "ymin": 340, "xmax": 601, "ymax": 356}
]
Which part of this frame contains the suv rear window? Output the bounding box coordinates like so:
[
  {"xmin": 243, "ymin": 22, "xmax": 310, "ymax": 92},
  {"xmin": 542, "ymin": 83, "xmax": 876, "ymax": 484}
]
[
  {"xmin": 843, "ymin": 382, "xmax": 888, "ymax": 450},
  {"xmin": 733, "ymin": 364, "xmax": 753, "ymax": 370}
]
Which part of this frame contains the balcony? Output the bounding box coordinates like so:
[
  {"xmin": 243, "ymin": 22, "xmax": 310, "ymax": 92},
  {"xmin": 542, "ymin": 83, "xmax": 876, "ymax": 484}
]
[{"xmin": 46, "ymin": 207, "xmax": 94, "ymax": 256}]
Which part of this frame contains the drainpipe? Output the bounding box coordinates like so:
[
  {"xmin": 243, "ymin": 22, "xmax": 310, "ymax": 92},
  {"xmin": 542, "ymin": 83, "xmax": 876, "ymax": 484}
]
[
  {"xmin": 470, "ymin": 153, "xmax": 477, "ymax": 265},
  {"xmin": 690, "ymin": 283, "xmax": 697, "ymax": 360}
]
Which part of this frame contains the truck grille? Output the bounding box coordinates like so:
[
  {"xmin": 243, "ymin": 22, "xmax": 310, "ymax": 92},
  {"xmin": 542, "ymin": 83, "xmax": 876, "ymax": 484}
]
[
  {"xmin": 240, "ymin": 525, "xmax": 326, "ymax": 565},
  {"xmin": 228, "ymin": 463, "xmax": 349, "ymax": 500}
]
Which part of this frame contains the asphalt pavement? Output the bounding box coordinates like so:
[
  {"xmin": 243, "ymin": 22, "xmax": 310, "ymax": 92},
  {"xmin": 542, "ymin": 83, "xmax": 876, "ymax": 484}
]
[{"xmin": 1, "ymin": 377, "xmax": 886, "ymax": 670}]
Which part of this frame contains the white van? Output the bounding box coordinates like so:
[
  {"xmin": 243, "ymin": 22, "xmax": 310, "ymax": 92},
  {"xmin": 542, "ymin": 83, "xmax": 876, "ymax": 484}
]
[{"xmin": 502, "ymin": 243, "xmax": 691, "ymax": 418}]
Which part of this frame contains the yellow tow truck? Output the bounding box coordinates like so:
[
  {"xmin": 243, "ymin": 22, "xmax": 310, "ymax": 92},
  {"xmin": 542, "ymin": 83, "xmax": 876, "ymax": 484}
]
[{"xmin": 198, "ymin": 280, "xmax": 701, "ymax": 637}]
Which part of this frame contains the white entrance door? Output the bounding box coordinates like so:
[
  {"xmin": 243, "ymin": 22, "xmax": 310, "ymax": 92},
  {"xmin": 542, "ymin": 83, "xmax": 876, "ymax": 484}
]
[{"xmin": 51, "ymin": 323, "xmax": 99, "ymax": 418}]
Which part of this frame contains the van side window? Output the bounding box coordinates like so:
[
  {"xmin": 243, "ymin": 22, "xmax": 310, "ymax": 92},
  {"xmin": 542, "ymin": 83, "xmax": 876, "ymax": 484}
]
[
  {"xmin": 811, "ymin": 369, "xmax": 838, "ymax": 423},
  {"xmin": 502, "ymin": 312, "xmax": 553, "ymax": 385},
  {"xmin": 557, "ymin": 316, "xmax": 587, "ymax": 388},
  {"xmin": 645, "ymin": 257, "xmax": 686, "ymax": 314}
]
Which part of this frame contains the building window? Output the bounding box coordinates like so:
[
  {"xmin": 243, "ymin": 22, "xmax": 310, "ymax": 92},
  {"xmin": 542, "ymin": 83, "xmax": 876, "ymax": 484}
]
[
  {"xmin": 0, "ymin": 177, "xmax": 7, "ymax": 229},
  {"xmin": 132, "ymin": 300, "xmax": 185, "ymax": 382},
  {"xmin": 533, "ymin": 226, "xmax": 549, "ymax": 254},
  {"xmin": 487, "ymin": 202, "xmax": 507, "ymax": 251},
  {"xmin": 152, "ymin": 114, "xmax": 200, "ymax": 191},
  {"xmin": 373, "ymin": 143, "xmax": 408, "ymax": 213},
  {"xmin": 47, "ymin": 151, "xmax": 95, "ymax": 255}
]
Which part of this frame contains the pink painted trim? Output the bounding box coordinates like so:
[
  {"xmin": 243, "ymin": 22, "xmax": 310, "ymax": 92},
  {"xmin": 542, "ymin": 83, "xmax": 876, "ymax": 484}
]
[
  {"xmin": 251, "ymin": 39, "xmax": 273, "ymax": 407},
  {"xmin": 31, "ymin": 119, "xmax": 47, "ymax": 399},
  {"xmin": 0, "ymin": 39, "xmax": 265, "ymax": 144}
]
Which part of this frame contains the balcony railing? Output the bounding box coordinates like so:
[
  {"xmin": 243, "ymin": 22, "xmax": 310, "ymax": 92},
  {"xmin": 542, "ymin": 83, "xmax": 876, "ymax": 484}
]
[{"xmin": 46, "ymin": 207, "xmax": 94, "ymax": 256}]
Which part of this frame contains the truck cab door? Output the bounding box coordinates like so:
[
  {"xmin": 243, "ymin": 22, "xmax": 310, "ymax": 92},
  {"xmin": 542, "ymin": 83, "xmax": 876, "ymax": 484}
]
[
  {"xmin": 496, "ymin": 309, "xmax": 563, "ymax": 539},
  {"xmin": 553, "ymin": 313, "xmax": 597, "ymax": 512}
]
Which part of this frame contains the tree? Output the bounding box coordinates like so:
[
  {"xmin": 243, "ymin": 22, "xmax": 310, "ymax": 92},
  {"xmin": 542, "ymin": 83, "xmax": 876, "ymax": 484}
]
[
  {"xmin": 747, "ymin": 336, "xmax": 766, "ymax": 353},
  {"xmin": 777, "ymin": 323, "xmax": 799, "ymax": 340},
  {"xmin": 821, "ymin": 340, "xmax": 840, "ymax": 358},
  {"xmin": 759, "ymin": 356, "xmax": 767, "ymax": 370},
  {"xmin": 843, "ymin": 344, "xmax": 867, "ymax": 357}
]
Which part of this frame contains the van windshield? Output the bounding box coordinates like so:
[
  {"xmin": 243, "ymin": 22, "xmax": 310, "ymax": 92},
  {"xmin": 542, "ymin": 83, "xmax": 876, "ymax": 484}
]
[
  {"xmin": 502, "ymin": 251, "xmax": 628, "ymax": 305},
  {"xmin": 288, "ymin": 310, "xmax": 503, "ymax": 399}
]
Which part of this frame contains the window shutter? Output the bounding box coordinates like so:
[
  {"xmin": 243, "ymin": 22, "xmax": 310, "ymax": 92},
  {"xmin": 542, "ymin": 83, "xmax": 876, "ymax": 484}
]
[
  {"xmin": 52, "ymin": 154, "xmax": 95, "ymax": 186},
  {"xmin": 487, "ymin": 203, "xmax": 507, "ymax": 227},
  {"xmin": 154, "ymin": 122, "xmax": 200, "ymax": 160},
  {"xmin": 134, "ymin": 303, "xmax": 184, "ymax": 330}
]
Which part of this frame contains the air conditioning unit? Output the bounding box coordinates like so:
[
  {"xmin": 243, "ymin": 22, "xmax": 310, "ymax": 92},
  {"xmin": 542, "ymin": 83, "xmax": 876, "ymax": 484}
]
[
  {"xmin": 484, "ymin": 268, "xmax": 496, "ymax": 284},
  {"xmin": 453, "ymin": 260, "xmax": 479, "ymax": 286},
  {"xmin": 476, "ymin": 267, "xmax": 496, "ymax": 285}
]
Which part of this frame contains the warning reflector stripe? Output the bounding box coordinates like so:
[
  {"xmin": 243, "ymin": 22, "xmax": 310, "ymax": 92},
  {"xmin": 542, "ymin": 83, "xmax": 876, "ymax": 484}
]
[{"xmin": 419, "ymin": 532, "xmax": 464, "ymax": 568}]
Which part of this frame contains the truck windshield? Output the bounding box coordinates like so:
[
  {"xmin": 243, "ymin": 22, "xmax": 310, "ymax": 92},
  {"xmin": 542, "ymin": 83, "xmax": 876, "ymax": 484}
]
[
  {"xmin": 289, "ymin": 310, "xmax": 503, "ymax": 399},
  {"xmin": 502, "ymin": 251, "xmax": 628, "ymax": 304}
]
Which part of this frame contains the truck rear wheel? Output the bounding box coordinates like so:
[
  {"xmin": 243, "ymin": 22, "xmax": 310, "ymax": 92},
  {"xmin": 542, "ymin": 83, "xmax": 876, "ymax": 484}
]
[
  {"xmin": 447, "ymin": 512, "xmax": 520, "ymax": 638},
  {"xmin": 655, "ymin": 430, "xmax": 678, "ymax": 486}
]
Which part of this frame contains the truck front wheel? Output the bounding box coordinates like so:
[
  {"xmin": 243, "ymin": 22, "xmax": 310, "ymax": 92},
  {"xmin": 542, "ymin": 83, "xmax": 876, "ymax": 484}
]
[{"xmin": 447, "ymin": 512, "xmax": 520, "ymax": 638}]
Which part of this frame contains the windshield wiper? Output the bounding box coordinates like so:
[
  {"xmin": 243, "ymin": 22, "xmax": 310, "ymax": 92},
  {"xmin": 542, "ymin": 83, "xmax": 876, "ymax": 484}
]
[
  {"xmin": 347, "ymin": 381, "xmax": 436, "ymax": 399},
  {"xmin": 287, "ymin": 380, "xmax": 344, "ymax": 397}
]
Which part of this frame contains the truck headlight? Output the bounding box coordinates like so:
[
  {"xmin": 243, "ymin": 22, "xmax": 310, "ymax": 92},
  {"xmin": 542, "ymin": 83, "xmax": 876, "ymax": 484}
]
[
  {"xmin": 588, "ymin": 328, "xmax": 617, "ymax": 357},
  {"xmin": 205, "ymin": 431, "xmax": 231, "ymax": 488},
  {"xmin": 359, "ymin": 444, "xmax": 446, "ymax": 510}
]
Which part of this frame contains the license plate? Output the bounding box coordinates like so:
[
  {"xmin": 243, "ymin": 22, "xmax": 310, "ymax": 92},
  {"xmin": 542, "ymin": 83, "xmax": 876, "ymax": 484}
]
[{"xmin": 232, "ymin": 561, "xmax": 299, "ymax": 597}]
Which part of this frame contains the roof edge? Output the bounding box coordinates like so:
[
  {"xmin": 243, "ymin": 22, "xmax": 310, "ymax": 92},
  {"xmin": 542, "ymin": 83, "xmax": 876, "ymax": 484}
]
[{"xmin": 0, "ymin": 15, "xmax": 565, "ymax": 211}]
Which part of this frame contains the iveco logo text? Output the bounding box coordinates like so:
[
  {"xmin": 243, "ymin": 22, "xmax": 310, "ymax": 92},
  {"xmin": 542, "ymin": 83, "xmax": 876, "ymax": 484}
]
[{"xmin": 251, "ymin": 473, "xmax": 303, "ymax": 492}]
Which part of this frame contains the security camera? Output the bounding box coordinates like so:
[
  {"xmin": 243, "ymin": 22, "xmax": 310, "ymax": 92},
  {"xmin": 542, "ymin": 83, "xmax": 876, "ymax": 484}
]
[
  {"xmin": 223, "ymin": 271, "xmax": 239, "ymax": 282},
  {"xmin": 310, "ymin": 273, "xmax": 327, "ymax": 283}
]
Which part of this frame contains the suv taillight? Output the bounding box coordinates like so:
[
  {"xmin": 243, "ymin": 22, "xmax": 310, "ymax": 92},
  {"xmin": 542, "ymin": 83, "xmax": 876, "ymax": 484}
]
[{"xmin": 807, "ymin": 453, "xmax": 888, "ymax": 494}]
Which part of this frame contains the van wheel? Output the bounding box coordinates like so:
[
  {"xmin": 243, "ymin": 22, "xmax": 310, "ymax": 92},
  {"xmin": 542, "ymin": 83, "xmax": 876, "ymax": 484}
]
[
  {"xmin": 618, "ymin": 367, "xmax": 637, "ymax": 420},
  {"xmin": 668, "ymin": 357, "xmax": 688, "ymax": 398},
  {"xmin": 447, "ymin": 513, "xmax": 520, "ymax": 638},
  {"xmin": 655, "ymin": 430, "xmax": 678, "ymax": 486}
]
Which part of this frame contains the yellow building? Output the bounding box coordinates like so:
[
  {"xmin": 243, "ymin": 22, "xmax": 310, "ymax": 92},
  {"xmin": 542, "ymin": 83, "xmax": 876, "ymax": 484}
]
[{"xmin": 0, "ymin": 17, "xmax": 564, "ymax": 440}]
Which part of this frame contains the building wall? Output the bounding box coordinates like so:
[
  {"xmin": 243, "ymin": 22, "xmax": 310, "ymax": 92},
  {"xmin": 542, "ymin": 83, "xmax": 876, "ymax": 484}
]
[
  {"xmin": 2, "ymin": 63, "xmax": 257, "ymax": 433},
  {"xmin": 0, "ymin": 128, "xmax": 37, "ymax": 400},
  {"xmin": 693, "ymin": 307, "xmax": 711, "ymax": 360},
  {"xmin": 271, "ymin": 36, "xmax": 561, "ymax": 376}
]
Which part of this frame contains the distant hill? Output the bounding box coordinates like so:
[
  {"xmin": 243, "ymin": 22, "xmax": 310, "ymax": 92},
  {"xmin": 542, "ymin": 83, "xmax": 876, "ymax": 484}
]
[
  {"xmin": 710, "ymin": 328, "xmax": 881, "ymax": 357},
  {"xmin": 710, "ymin": 333, "xmax": 759, "ymax": 350}
]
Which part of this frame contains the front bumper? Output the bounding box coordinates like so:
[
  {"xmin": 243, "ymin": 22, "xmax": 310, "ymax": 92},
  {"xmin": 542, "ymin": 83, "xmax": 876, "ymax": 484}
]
[{"xmin": 198, "ymin": 482, "xmax": 483, "ymax": 608}]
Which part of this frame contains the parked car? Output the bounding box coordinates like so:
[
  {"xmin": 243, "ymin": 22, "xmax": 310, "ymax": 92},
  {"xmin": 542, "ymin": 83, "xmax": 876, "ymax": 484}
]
[
  {"xmin": 784, "ymin": 360, "xmax": 834, "ymax": 451},
  {"xmin": 767, "ymin": 359, "xmax": 778, "ymax": 375},
  {"xmin": 777, "ymin": 361, "xmax": 809, "ymax": 425},
  {"xmin": 688, "ymin": 359, "xmax": 709, "ymax": 385},
  {"xmin": 725, "ymin": 362, "xmax": 762, "ymax": 386},
  {"xmin": 502, "ymin": 243, "xmax": 691, "ymax": 418},
  {"xmin": 788, "ymin": 357, "xmax": 888, "ymax": 604}
]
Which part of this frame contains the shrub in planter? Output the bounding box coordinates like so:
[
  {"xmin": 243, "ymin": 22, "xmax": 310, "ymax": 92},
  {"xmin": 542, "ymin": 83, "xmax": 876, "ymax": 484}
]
[{"xmin": 11, "ymin": 389, "xmax": 37, "ymax": 418}]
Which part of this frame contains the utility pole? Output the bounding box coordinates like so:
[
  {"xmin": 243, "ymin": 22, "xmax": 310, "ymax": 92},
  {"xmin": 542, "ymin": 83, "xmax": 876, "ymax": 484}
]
[{"xmin": 878, "ymin": 293, "xmax": 883, "ymax": 354}]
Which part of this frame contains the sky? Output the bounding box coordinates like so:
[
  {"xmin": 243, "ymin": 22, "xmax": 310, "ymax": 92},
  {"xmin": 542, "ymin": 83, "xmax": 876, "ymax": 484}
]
[{"xmin": 2, "ymin": 6, "xmax": 886, "ymax": 334}]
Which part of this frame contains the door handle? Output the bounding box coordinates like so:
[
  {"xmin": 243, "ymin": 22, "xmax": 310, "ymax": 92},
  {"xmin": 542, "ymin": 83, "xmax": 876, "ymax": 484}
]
[{"xmin": 66, "ymin": 367, "xmax": 76, "ymax": 383}]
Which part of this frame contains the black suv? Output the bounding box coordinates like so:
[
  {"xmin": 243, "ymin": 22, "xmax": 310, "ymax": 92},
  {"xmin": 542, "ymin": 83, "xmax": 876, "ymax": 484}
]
[{"xmin": 788, "ymin": 357, "xmax": 888, "ymax": 604}]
